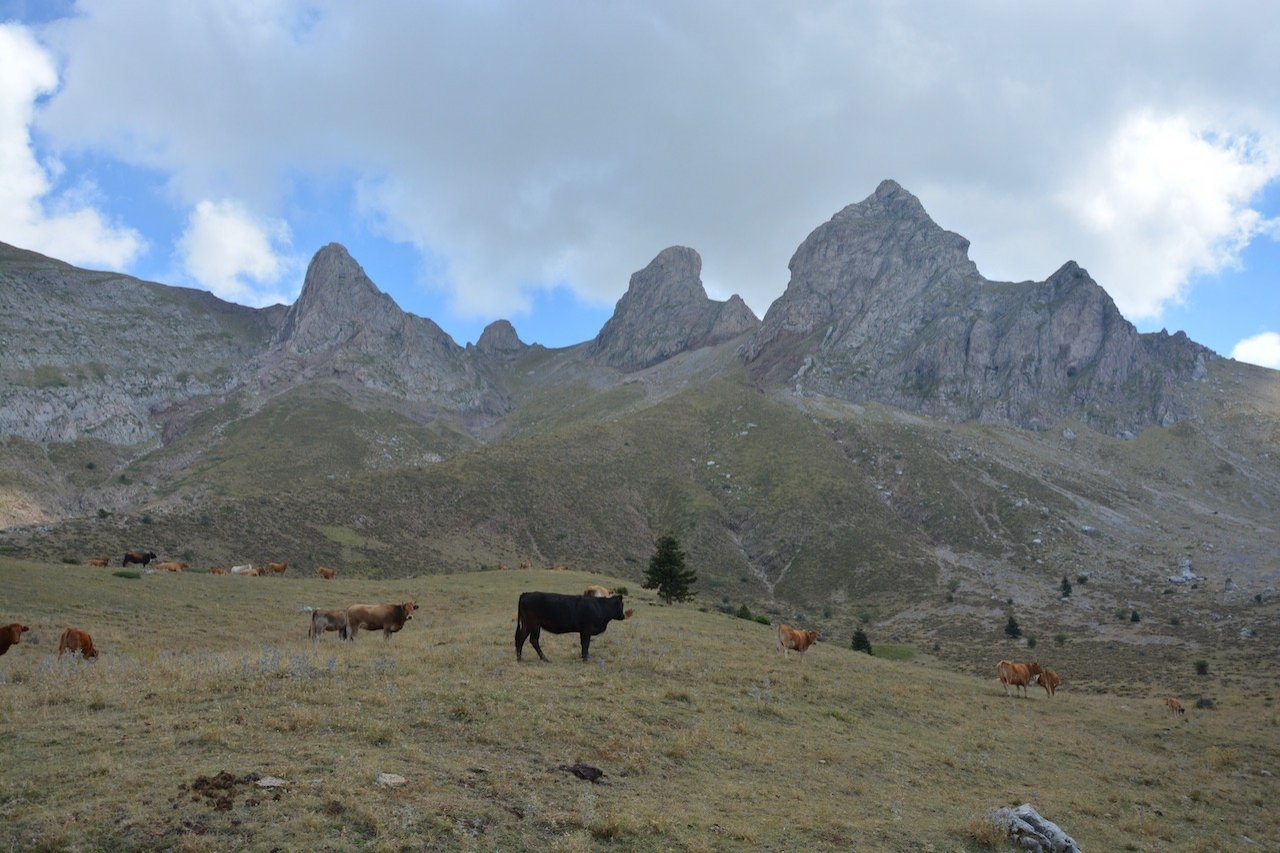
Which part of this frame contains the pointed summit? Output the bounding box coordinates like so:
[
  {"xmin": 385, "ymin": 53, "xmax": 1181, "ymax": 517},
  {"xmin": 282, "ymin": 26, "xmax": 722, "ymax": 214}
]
[
  {"xmin": 476, "ymin": 319, "xmax": 529, "ymax": 358},
  {"xmin": 262, "ymin": 244, "xmax": 507, "ymax": 422},
  {"xmin": 745, "ymin": 181, "xmax": 1209, "ymax": 431},
  {"xmin": 589, "ymin": 246, "xmax": 760, "ymax": 372}
]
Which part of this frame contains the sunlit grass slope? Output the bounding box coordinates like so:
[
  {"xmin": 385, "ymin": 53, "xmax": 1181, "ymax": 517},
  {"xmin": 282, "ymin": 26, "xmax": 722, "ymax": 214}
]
[{"xmin": 2, "ymin": 560, "xmax": 1277, "ymax": 850}]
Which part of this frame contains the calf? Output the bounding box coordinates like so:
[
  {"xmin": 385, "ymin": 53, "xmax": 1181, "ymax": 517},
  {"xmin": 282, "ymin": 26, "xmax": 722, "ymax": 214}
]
[
  {"xmin": 1039, "ymin": 667, "xmax": 1061, "ymax": 698},
  {"xmin": 0, "ymin": 623, "xmax": 31, "ymax": 655},
  {"xmin": 265, "ymin": 561, "xmax": 288, "ymax": 575},
  {"xmin": 776, "ymin": 624, "xmax": 820, "ymax": 659},
  {"xmin": 515, "ymin": 591, "xmax": 628, "ymax": 662},
  {"xmin": 1166, "ymin": 696, "xmax": 1185, "ymax": 716},
  {"xmin": 345, "ymin": 601, "xmax": 418, "ymax": 639},
  {"xmin": 58, "ymin": 627, "xmax": 98, "ymax": 659},
  {"xmin": 122, "ymin": 550, "xmax": 157, "ymax": 567},
  {"xmin": 315, "ymin": 566, "xmax": 337, "ymax": 580},
  {"xmin": 209, "ymin": 566, "xmax": 228, "ymax": 575},
  {"xmin": 155, "ymin": 561, "xmax": 189, "ymax": 572},
  {"xmin": 997, "ymin": 660, "xmax": 1044, "ymax": 698},
  {"xmin": 307, "ymin": 608, "xmax": 350, "ymax": 642},
  {"xmin": 85, "ymin": 558, "xmax": 110, "ymax": 567}
]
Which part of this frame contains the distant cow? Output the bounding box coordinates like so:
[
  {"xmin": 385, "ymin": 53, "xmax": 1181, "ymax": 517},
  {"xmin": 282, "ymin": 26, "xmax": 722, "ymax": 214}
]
[
  {"xmin": 1039, "ymin": 667, "xmax": 1061, "ymax": 698},
  {"xmin": 307, "ymin": 608, "xmax": 350, "ymax": 642},
  {"xmin": 583, "ymin": 584, "xmax": 612, "ymax": 597},
  {"xmin": 0, "ymin": 623, "xmax": 31, "ymax": 655},
  {"xmin": 265, "ymin": 561, "xmax": 288, "ymax": 575},
  {"xmin": 316, "ymin": 566, "xmax": 337, "ymax": 580},
  {"xmin": 519, "ymin": 560, "xmax": 531, "ymax": 570},
  {"xmin": 515, "ymin": 591, "xmax": 628, "ymax": 662},
  {"xmin": 345, "ymin": 601, "xmax": 418, "ymax": 639},
  {"xmin": 209, "ymin": 566, "xmax": 228, "ymax": 575},
  {"xmin": 230, "ymin": 564, "xmax": 254, "ymax": 574},
  {"xmin": 1166, "ymin": 696, "xmax": 1186, "ymax": 716},
  {"xmin": 997, "ymin": 660, "xmax": 1044, "ymax": 698},
  {"xmin": 155, "ymin": 561, "xmax": 189, "ymax": 572},
  {"xmin": 122, "ymin": 550, "xmax": 157, "ymax": 567},
  {"xmin": 85, "ymin": 558, "xmax": 110, "ymax": 567},
  {"xmin": 58, "ymin": 627, "xmax": 98, "ymax": 659},
  {"xmin": 776, "ymin": 624, "xmax": 820, "ymax": 659}
]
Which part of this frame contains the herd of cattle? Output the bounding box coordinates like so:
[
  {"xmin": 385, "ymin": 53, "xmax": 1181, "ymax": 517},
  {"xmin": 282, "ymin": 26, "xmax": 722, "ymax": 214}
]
[
  {"xmin": 86, "ymin": 551, "xmax": 336, "ymax": 579},
  {"xmin": 3, "ymin": 559, "xmax": 1192, "ymax": 714}
]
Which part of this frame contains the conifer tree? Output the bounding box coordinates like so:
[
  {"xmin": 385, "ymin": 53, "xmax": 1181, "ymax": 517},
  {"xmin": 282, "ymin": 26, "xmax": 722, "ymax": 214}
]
[
  {"xmin": 643, "ymin": 535, "xmax": 697, "ymax": 604},
  {"xmin": 851, "ymin": 626, "xmax": 873, "ymax": 655},
  {"xmin": 1004, "ymin": 615, "xmax": 1022, "ymax": 639}
]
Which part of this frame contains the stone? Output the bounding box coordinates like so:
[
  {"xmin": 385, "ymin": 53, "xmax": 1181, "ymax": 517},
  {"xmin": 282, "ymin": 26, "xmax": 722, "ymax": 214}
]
[
  {"xmin": 991, "ymin": 803, "xmax": 1080, "ymax": 852},
  {"xmin": 376, "ymin": 772, "xmax": 407, "ymax": 787}
]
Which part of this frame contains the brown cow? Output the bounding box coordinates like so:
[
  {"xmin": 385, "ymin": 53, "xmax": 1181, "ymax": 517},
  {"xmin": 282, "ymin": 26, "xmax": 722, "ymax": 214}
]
[
  {"xmin": 1039, "ymin": 667, "xmax": 1061, "ymax": 698},
  {"xmin": 122, "ymin": 550, "xmax": 156, "ymax": 567},
  {"xmin": 209, "ymin": 566, "xmax": 228, "ymax": 575},
  {"xmin": 85, "ymin": 558, "xmax": 110, "ymax": 567},
  {"xmin": 308, "ymin": 608, "xmax": 350, "ymax": 642},
  {"xmin": 1, "ymin": 623, "xmax": 31, "ymax": 655},
  {"xmin": 519, "ymin": 560, "xmax": 531, "ymax": 570},
  {"xmin": 58, "ymin": 628, "xmax": 98, "ymax": 659},
  {"xmin": 315, "ymin": 566, "xmax": 337, "ymax": 580},
  {"xmin": 264, "ymin": 561, "xmax": 288, "ymax": 575},
  {"xmin": 1166, "ymin": 696, "xmax": 1186, "ymax": 716},
  {"xmin": 776, "ymin": 624, "xmax": 820, "ymax": 659},
  {"xmin": 583, "ymin": 584, "xmax": 613, "ymax": 597},
  {"xmin": 345, "ymin": 601, "xmax": 418, "ymax": 639},
  {"xmin": 997, "ymin": 660, "xmax": 1044, "ymax": 697},
  {"xmin": 155, "ymin": 561, "xmax": 189, "ymax": 572}
]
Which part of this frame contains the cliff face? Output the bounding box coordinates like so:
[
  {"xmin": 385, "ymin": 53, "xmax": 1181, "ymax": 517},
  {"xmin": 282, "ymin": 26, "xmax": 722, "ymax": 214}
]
[
  {"xmin": 0, "ymin": 241, "xmax": 282, "ymax": 445},
  {"xmin": 589, "ymin": 246, "xmax": 760, "ymax": 372},
  {"xmin": 744, "ymin": 181, "xmax": 1211, "ymax": 431},
  {"xmin": 261, "ymin": 243, "xmax": 507, "ymax": 422}
]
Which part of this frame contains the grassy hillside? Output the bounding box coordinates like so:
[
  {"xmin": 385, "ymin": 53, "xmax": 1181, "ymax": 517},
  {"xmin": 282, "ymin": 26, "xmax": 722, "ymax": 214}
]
[{"xmin": 2, "ymin": 560, "xmax": 1277, "ymax": 850}]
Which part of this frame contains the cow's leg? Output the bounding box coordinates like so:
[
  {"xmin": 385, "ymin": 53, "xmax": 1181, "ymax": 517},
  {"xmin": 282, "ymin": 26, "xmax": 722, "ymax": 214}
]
[
  {"xmin": 528, "ymin": 627, "xmax": 548, "ymax": 662},
  {"xmin": 515, "ymin": 622, "xmax": 527, "ymax": 661},
  {"xmin": 580, "ymin": 633, "xmax": 591, "ymax": 662}
]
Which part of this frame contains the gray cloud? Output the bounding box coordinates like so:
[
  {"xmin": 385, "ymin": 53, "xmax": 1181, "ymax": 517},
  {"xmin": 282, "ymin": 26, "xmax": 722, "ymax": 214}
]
[{"xmin": 31, "ymin": 1, "xmax": 1280, "ymax": 331}]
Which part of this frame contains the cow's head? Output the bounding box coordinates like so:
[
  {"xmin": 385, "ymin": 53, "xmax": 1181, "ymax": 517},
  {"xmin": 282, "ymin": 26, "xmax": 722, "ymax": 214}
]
[
  {"xmin": 604, "ymin": 594, "xmax": 627, "ymax": 621},
  {"xmin": 402, "ymin": 601, "xmax": 418, "ymax": 620},
  {"xmin": 806, "ymin": 630, "xmax": 820, "ymax": 645}
]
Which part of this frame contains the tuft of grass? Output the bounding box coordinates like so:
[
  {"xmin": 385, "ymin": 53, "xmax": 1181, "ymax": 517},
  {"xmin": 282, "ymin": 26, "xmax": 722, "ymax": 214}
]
[{"xmin": 111, "ymin": 570, "xmax": 141, "ymax": 579}]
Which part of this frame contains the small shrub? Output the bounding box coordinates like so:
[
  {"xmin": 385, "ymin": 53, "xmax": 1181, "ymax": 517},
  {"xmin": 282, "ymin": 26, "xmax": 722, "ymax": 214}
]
[
  {"xmin": 1060, "ymin": 576, "xmax": 1072, "ymax": 597},
  {"xmin": 736, "ymin": 604, "xmax": 752, "ymax": 620},
  {"xmin": 1169, "ymin": 616, "xmax": 1181, "ymax": 626},
  {"xmin": 1026, "ymin": 636, "xmax": 1037, "ymax": 649},
  {"xmin": 60, "ymin": 556, "xmax": 78, "ymax": 565},
  {"xmin": 1075, "ymin": 574, "xmax": 1089, "ymax": 584},
  {"xmin": 614, "ymin": 586, "xmax": 628, "ymax": 595},
  {"xmin": 1004, "ymin": 616, "xmax": 1022, "ymax": 639},
  {"xmin": 1053, "ymin": 633, "xmax": 1067, "ymax": 646},
  {"xmin": 1194, "ymin": 659, "xmax": 1209, "ymax": 676},
  {"xmin": 753, "ymin": 614, "xmax": 770, "ymax": 625},
  {"xmin": 851, "ymin": 627, "xmax": 873, "ymax": 655},
  {"xmin": 112, "ymin": 570, "xmax": 141, "ymax": 580},
  {"xmin": 96, "ymin": 508, "xmax": 109, "ymax": 519},
  {"xmin": 84, "ymin": 462, "xmax": 95, "ymax": 470},
  {"xmin": 1130, "ymin": 610, "xmax": 1141, "ymax": 623},
  {"xmin": 1195, "ymin": 696, "xmax": 1215, "ymax": 710}
]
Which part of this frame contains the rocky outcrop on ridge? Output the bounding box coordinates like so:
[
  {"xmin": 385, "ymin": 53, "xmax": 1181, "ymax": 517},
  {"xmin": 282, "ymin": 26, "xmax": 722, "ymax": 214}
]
[
  {"xmin": 474, "ymin": 320, "xmax": 530, "ymax": 359},
  {"xmin": 744, "ymin": 180, "xmax": 1211, "ymax": 432},
  {"xmin": 261, "ymin": 243, "xmax": 506, "ymax": 421},
  {"xmin": 589, "ymin": 246, "xmax": 760, "ymax": 372}
]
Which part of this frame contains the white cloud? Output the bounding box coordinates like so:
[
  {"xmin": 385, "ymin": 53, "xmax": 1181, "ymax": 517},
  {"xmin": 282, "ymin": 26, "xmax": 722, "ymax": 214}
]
[
  {"xmin": 176, "ymin": 199, "xmax": 294, "ymax": 306},
  {"xmin": 1058, "ymin": 112, "xmax": 1280, "ymax": 320},
  {"xmin": 22, "ymin": 3, "xmax": 1280, "ymax": 339},
  {"xmin": 0, "ymin": 23, "xmax": 143, "ymax": 268},
  {"xmin": 1231, "ymin": 332, "xmax": 1280, "ymax": 370}
]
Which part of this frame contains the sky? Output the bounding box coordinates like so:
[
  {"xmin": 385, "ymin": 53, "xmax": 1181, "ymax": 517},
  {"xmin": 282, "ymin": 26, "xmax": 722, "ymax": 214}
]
[{"xmin": 1, "ymin": 2, "xmax": 1278, "ymax": 368}]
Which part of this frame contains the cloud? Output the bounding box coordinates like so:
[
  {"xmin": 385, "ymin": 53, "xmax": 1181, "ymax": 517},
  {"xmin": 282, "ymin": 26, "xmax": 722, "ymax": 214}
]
[
  {"xmin": 25, "ymin": 3, "xmax": 1280, "ymax": 330},
  {"xmin": 1057, "ymin": 112, "xmax": 1280, "ymax": 320},
  {"xmin": 0, "ymin": 22, "xmax": 143, "ymax": 267},
  {"xmin": 1231, "ymin": 332, "xmax": 1280, "ymax": 370},
  {"xmin": 176, "ymin": 199, "xmax": 294, "ymax": 306}
]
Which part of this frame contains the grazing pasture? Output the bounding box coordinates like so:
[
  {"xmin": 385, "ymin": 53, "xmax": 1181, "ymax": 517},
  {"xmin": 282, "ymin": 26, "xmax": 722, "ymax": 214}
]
[{"xmin": 1, "ymin": 559, "xmax": 1277, "ymax": 850}]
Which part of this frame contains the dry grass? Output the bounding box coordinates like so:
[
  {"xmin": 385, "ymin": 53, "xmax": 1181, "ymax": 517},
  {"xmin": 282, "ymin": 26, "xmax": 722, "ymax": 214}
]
[{"xmin": 2, "ymin": 559, "xmax": 1278, "ymax": 850}]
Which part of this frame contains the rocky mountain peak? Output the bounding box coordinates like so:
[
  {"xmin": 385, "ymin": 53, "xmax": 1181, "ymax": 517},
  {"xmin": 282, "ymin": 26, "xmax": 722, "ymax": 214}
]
[
  {"xmin": 475, "ymin": 319, "xmax": 528, "ymax": 358},
  {"xmin": 589, "ymin": 246, "xmax": 760, "ymax": 372},
  {"xmin": 274, "ymin": 243, "xmax": 396, "ymax": 354},
  {"xmin": 745, "ymin": 181, "xmax": 1210, "ymax": 432}
]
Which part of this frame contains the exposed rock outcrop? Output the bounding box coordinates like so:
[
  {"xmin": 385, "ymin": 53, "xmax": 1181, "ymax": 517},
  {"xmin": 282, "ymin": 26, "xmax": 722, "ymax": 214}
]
[
  {"xmin": 744, "ymin": 180, "xmax": 1211, "ymax": 432},
  {"xmin": 474, "ymin": 319, "xmax": 529, "ymax": 359},
  {"xmin": 589, "ymin": 246, "xmax": 760, "ymax": 372},
  {"xmin": 261, "ymin": 243, "xmax": 506, "ymax": 422}
]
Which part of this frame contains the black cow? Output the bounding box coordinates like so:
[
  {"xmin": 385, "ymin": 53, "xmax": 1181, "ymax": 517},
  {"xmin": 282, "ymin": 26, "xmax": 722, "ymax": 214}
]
[
  {"xmin": 515, "ymin": 591, "xmax": 628, "ymax": 662},
  {"xmin": 122, "ymin": 550, "xmax": 157, "ymax": 567}
]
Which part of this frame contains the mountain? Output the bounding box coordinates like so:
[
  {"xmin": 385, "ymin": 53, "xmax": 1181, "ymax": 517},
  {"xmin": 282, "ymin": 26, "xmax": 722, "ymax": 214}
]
[
  {"xmin": 1, "ymin": 182, "xmax": 1277, "ymax": 690},
  {"xmin": 589, "ymin": 245, "xmax": 760, "ymax": 371},
  {"xmin": 744, "ymin": 180, "xmax": 1210, "ymax": 432}
]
